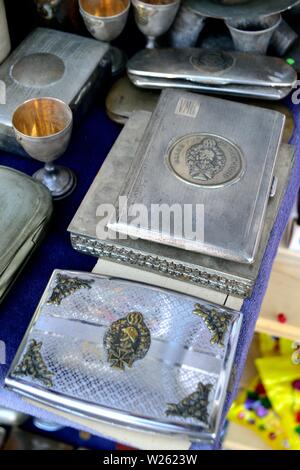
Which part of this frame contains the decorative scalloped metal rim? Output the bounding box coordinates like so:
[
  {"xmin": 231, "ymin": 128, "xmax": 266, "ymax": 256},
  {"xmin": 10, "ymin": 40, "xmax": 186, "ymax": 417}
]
[{"xmin": 70, "ymin": 233, "xmax": 252, "ymax": 298}]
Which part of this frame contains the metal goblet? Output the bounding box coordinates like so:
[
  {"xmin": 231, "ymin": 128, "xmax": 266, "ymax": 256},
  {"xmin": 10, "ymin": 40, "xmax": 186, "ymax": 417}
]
[
  {"xmin": 132, "ymin": 0, "xmax": 180, "ymax": 49},
  {"xmin": 79, "ymin": 0, "xmax": 130, "ymax": 75},
  {"xmin": 12, "ymin": 97, "xmax": 76, "ymax": 200}
]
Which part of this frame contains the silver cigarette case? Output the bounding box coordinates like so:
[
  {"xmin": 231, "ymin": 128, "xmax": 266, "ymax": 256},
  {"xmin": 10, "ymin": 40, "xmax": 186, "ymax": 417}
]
[
  {"xmin": 68, "ymin": 110, "xmax": 294, "ymax": 299},
  {"xmin": 127, "ymin": 48, "xmax": 297, "ymax": 100},
  {"xmin": 0, "ymin": 28, "xmax": 109, "ymax": 156},
  {"xmin": 109, "ymin": 90, "xmax": 284, "ymax": 265},
  {"xmin": 5, "ymin": 270, "xmax": 242, "ymax": 443}
]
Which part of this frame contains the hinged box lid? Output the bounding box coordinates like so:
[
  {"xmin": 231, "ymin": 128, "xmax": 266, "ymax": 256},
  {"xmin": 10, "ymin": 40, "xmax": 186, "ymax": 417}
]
[
  {"xmin": 109, "ymin": 90, "xmax": 285, "ymax": 264},
  {"xmin": 5, "ymin": 270, "xmax": 242, "ymax": 443}
]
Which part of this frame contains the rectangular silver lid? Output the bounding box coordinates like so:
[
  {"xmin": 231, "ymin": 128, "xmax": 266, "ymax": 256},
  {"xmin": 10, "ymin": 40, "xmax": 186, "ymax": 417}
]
[
  {"xmin": 110, "ymin": 89, "xmax": 285, "ymax": 264},
  {"xmin": 5, "ymin": 270, "xmax": 242, "ymax": 443}
]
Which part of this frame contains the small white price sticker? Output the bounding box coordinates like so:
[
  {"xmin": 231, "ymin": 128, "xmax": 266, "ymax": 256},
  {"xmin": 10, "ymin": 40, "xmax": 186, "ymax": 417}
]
[{"xmin": 175, "ymin": 97, "xmax": 199, "ymax": 118}]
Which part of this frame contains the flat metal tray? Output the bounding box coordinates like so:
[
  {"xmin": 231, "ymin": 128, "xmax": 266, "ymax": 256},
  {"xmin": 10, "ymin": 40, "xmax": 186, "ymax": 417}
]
[{"xmin": 5, "ymin": 270, "xmax": 242, "ymax": 443}]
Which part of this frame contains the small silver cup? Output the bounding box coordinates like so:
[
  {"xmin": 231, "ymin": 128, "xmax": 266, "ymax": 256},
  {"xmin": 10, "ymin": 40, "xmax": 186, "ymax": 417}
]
[
  {"xmin": 12, "ymin": 97, "xmax": 76, "ymax": 199},
  {"xmin": 168, "ymin": 4, "xmax": 206, "ymax": 48},
  {"xmin": 132, "ymin": 0, "xmax": 180, "ymax": 49},
  {"xmin": 79, "ymin": 0, "xmax": 130, "ymax": 75},
  {"xmin": 225, "ymin": 14, "xmax": 282, "ymax": 55}
]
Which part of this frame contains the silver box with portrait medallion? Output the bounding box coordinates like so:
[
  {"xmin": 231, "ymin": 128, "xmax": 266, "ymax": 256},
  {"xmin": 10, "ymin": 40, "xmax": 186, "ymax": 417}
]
[
  {"xmin": 109, "ymin": 89, "xmax": 285, "ymax": 265},
  {"xmin": 68, "ymin": 110, "xmax": 294, "ymax": 299}
]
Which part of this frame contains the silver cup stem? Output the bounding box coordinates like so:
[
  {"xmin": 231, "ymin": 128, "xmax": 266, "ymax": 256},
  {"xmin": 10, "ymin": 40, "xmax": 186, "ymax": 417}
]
[
  {"xmin": 45, "ymin": 162, "xmax": 55, "ymax": 173},
  {"xmin": 146, "ymin": 36, "xmax": 157, "ymax": 49}
]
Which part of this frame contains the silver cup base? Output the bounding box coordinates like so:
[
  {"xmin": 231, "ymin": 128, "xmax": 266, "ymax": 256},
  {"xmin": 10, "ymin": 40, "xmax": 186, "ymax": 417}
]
[{"xmin": 33, "ymin": 165, "xmax": 77, "ymax": 200}]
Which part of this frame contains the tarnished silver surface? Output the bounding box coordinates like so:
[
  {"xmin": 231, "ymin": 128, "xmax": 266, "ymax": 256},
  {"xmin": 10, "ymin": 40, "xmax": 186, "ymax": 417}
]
[
  {"xmin": 186, "ymin": 0, "xmax": 300, "ymax": 19},
  {"xmin": 271, "ymin": 19, "xmax": 298, "ymax": 56},
  {"xmin": 0, "ymin": 166, "xmax": 52, "ymax": 301},
  {"xmin": 225, "ymin": 15, "xmax": 281, "ymax": 55},
  {"xmin": 79, "ymin": 0, "xmax": 129, "ymax": 76},
  {"xmin": 68, "ymin": 111, "xmax": 295, "ymax": 298},
  {"xmin": 5, "ymin": 270, "xmax": 242, "ymax": 442},
  {"xmin": 110, "ymin": 90, "xmax": 284, "ymax": 264},
  {"xmin": 0, "ymin": 28, "xmax": 109, "ymax": 156},
  {"xmin": 127, "ymin": 48, "xmax": 297, "ymax": 88},
  {"xmin": 105, "ymin": 76, "xmax": 159, "ymax": 124},
  {"xmin": 12, "ymin": 97, "xmax": 75, "ymax": 199},
  {"xmin": 132, "ymin": 0, "xmax": 180, "ymax": 48},
  {"xmin": 128, "ymin": 73, "xmax": 292, "ymax": 101},
  {"xmin": 168, "ymin": 3, "xmax": 206, "ymax": 48},
  {"xmin": 167, "ymin": 133, "xmax": 245, "ymax": 188},
  {"xmin": 79, "ymin": 0, "xmax": 130, "ymax": 42}
]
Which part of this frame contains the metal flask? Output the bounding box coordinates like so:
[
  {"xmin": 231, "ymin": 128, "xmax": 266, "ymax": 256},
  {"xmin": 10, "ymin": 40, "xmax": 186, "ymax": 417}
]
[{"xmin": 127, "ymin": 48, "xmax": 297, "ymax": 100}]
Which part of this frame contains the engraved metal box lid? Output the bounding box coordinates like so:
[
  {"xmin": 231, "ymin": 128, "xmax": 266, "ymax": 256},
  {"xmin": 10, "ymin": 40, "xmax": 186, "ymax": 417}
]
[
  {"xmin": 0, "ymin": 28, "xmax": 109, "ymax": 156},
  {"xmin": 5, "ymin": 270, "xmax": 242, "ymax": 443},
  {"xmin": 68, "ymin": 111, "xmax": 294, "ymax": 299},
  {"xmin": 109, "ymin": 89, "xmax": 285, "ymax": 265}
]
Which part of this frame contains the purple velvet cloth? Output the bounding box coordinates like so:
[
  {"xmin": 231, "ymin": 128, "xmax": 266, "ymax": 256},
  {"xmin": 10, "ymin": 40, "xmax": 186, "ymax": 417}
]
[
  {"xmin": 207, "ymin": 98, "xmax": 300, "ymax": 450},
  {"xmin": 0, "ymin": 98, "xmax": 299, "ymax": 449}
]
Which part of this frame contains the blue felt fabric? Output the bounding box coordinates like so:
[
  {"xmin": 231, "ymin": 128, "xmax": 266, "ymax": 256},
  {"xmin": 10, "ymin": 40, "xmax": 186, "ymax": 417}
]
[
  {"xmin": 0, "ymin": 96, "xmax": 299, "ymax": 450},
  {"xmin": 0, "ymin": 104, "xmax": 121, "ymax": 439}
]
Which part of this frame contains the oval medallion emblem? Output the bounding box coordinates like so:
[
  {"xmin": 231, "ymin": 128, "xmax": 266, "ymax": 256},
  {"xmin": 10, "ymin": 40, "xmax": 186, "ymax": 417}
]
[
  {"xmin": 190, "ymin": 50, "xmax": 234, "ymax": 74},
  {"xmin": 167, "ymin": 133, "xmax": 245, "ymax": 188}
]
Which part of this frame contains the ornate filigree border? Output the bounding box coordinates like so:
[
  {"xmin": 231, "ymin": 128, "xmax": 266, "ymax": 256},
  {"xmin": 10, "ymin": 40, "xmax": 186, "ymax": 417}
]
[{"xmin": 70, "ymin": 234, "xmax": 252, "ymax": 298}]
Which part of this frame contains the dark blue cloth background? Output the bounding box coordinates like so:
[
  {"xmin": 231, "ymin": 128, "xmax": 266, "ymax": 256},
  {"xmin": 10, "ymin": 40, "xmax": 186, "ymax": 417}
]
[{"xmin": 0, "ymin": 95, "xmax": 299, "ymax": 450}]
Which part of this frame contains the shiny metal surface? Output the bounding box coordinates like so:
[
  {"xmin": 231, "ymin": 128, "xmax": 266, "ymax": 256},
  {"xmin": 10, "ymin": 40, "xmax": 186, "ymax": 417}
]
[
  {"xmin": 79, "ymin": 0, "xmax": 129, "ymax": 75},
  {"xmin": 12, "ymin": 98, "xmax": 72, "ymax": 161},
  {"xmin": 109, "ymin": 89, "xmax": 285, "ymax": 264},
  {"xmin": 168, "ymin": 3, "xmax": 206, "ymax": 48},
  {"xmin": 5, "ymin": 270, "xmax": 242, "ymax": 443},
  {"xmin": 105, "ymin": 76, "xmax": 159, "ymax": 124},
  {"xmin": 12, "ymin": 98, "xmax": 75, "ymax": 199},
  {"xmin": 106, "ymin": 76, "xmax": 295, "ymax": 135},
  {"xmin": 128, "ymin": 73, "xmax": 292, "ymax": 100},
  {"xmin": 271, "ymin": 19, "xmax": 298, "ymax": 56},
  {"xmin": 127, "ymin": 48, "xmax": 297, "ymax": 88},
  {"xmin": 132, "ymin": 0, "xmax": 180, "ymax": 48},
  {"xmin": 186, "ymin": 0, "xmax": 300, "ymax": 19},
  {"xmin": 79, "ymin": 0, "xmax": 130, "ymax": 41},
  {"xmin": 167, "ymin": 133, "xmax": 245, "ymax": 188},
  {"xmin": 0, "ymin": 166, "xmax": 52, "ymax": 301},
  {"xmin": 68, "ymin": 112, "xmax": 294, "ymax": 298},
  {"xmin": 225, "ymin": 14, "xmax": 281, "ymax": 55},
  {"xmin": 0, "ymin": 28, "xmax": 109, "ymax": 156}
]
